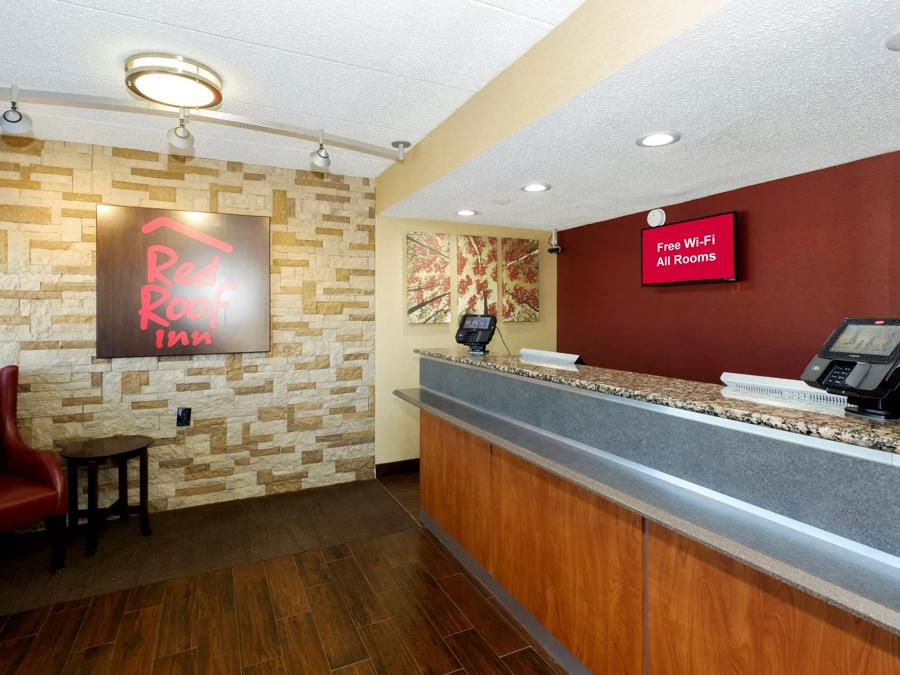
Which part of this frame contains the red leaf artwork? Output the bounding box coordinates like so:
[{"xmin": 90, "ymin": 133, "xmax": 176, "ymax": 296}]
[
  {"xmin": 457, "ymin": 235, "xmax": 498, "ymax": 316},
  {"xmin": 406, "ymin": 232, "xmax": 451, "ymax": 323},
  {"xmin": 501, "ymin": 238, "xmax": 539, "ymax": 322}
]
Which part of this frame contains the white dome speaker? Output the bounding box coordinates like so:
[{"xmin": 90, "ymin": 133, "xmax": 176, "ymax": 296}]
[{"xmin": 647, "ymin": 208, "xmax": 667, "ymax": 227}]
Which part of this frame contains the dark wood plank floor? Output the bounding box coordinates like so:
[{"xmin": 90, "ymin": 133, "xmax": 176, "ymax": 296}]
[
  {"xmin": 0, "ymin": 474, "xmax": 564, "ymax": 674},
  {"xmin": 0, "ymin": 480, "xmax": 417, "ymax": 615},
  {"xmin": 377, "ymin": 473, "xmax": 420, "ymax": 522}
]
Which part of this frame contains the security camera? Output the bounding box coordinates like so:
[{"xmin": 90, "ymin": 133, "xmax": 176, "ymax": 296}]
[{"xmin": 547, "ymin": 229, "xmax": 562, "ymax": 254}]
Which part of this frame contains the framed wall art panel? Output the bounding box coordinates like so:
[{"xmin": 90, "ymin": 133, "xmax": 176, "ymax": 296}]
[
  {"xmin": 406, "ymin": 231, "xmax": 451, "ymax": 324},
  {"xmin": 457, "ymin": 234, "xmax": 498, "ymax": 316},
  {"xmin": 501, "ymin": 237, "xmax": 540, "ymax": 322}
]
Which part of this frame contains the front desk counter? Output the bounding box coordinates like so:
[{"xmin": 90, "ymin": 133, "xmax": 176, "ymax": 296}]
[{"xmin": 395, "ymin": 349, "xmax": 900, "ymax": 675}]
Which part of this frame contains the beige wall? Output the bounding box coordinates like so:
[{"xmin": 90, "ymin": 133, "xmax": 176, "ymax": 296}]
[
  {"xmin": 374, "ymin": 216, "xmax": 556, "ymax": 465},
  {"xmin": 0, "ymin": 136, "xmax": 375, "ymax": 512}
]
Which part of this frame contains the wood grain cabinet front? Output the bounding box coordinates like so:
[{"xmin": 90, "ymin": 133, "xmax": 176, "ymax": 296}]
[
  {"xmin": 489, "ymin": 446, "xmax": 645, "ymax": 675},
  {"xmin": 419, "ymin": 411, "xmax": 493, "ymax": 568},
  {"xmin": 648, "ymin": 523, "xmax": 900, "ymax": 675}
]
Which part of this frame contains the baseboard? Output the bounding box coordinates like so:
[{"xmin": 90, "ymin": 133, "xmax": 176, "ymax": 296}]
[
  {"xmin": 420, "ymin": 510, "xmax": 590, "ymax": 675},
  {"xmin": 375, "ymin": 458, "xmax": 420, "ymax": 477}
]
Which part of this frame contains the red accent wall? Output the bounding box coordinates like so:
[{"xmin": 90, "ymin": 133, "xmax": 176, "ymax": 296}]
[{"xmin": 557, "ymin": 151, "xmax": 900, "ymax": 383}]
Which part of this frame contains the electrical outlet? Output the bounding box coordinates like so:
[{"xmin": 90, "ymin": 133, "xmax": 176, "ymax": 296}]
[{"xmin": 176, "ymin": 407, "xmax": 192, "ymax": 427}]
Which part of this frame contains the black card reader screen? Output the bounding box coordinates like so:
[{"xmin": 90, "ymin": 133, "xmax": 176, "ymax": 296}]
[
  {"xmin": 830, "ymin": 323, "xmax": 900, "ymax": 357},
  {"xmin": 463, "ymin": 315, "xmax": 493, "ymax": 330}
]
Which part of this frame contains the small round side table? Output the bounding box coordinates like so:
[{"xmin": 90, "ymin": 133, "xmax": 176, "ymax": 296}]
[{"xmin": 61, "ymin": 435, "xmax": 154, "ymax": 557}]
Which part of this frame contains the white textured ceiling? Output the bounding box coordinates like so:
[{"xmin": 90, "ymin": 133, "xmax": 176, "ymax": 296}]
[
  {"xmin": 0, "ymin": 0, "xmax": 585, "ymax": 176},
  {"xmin": 385, "ymin": 0, "xmax": 900, "ymax": 228}
]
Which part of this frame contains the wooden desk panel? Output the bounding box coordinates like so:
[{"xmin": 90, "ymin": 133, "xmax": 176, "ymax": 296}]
[
  {"xmin": 648, "ymin": 523, "xmax": 900, "ymax": 675},
  {"xmin": 489, "ymin": 447, "xmax": 644, "ymax": 675},
  {"xmin": 419, "ymin": 411, "xmax": 493, "ymax": 567}
]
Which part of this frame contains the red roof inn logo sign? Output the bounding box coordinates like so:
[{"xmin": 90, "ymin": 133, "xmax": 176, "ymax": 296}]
[
  {"xmin": 139, "ymin": 216, "xmax": 236, "ymax": 350},
  {"xmin": 97, "ymin": 206, "xmax": 270, "ymax": 358}
]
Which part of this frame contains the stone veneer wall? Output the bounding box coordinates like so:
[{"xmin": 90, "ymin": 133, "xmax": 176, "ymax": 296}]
[{"xmin": 0, "ymin": 136, "xmax": 375, "ymax": 511}]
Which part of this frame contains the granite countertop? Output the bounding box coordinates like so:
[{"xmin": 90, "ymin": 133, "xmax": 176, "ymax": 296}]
[{"xmin": 415, "ymin": 348, "xmax": 900, "ymax": 455}]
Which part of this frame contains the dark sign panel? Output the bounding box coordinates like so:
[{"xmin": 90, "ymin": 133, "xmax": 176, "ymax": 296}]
[{"xmin": 96, "ymin": 205, "xmax": 270, "ymax": 358}]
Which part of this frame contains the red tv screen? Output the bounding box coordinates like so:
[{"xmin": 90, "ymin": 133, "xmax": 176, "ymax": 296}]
[{"xmin": 641, "ymin": 212, "xmax": 737, "ymax": 286}]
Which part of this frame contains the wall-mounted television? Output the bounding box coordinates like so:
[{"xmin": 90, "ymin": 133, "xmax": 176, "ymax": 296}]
[{"xmin": 641, "ymin": 211, "xmax": 737, "ymax": 286}]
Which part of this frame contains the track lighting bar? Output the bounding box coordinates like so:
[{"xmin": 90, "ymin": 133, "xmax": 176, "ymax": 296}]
[{"xmin": 0, "ymin": 87, "xmax": 399, "ymax": 161}]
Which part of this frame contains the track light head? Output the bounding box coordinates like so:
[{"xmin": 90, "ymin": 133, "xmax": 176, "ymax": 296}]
[
  {"xmin": 167, "ymin": 109, "xmax": 194, "ymax": 150},
  {"xmin": 1, "ymin": 85, "xmax": 33, "ymax": 136},
  {"xmin": 310, "ymin": 129, "xmax": 331, "ymax": 170},
  {"xmin": 310, "ymin": 144, "xmax": 330, "ymax": 170}
]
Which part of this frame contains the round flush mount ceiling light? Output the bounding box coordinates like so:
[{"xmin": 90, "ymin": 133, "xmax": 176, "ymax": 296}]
[
  {"xmin": 636, "ymin": 131, "xmax": 681, "ymax": 147},
  {"xmin": 125, "ymin": 53, "xmax": 223, "ymax": 108},
  {"xmin": 521, "ymin": 183, "xmax": 550, "ymax": 193},
  {"xmin": 456, "ymin": 209, "xmax": 478, "ymax": 216}
]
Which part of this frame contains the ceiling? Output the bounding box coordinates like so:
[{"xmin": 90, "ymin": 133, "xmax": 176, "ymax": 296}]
[
  {"xmin": 0, "ymin": 0, "xmax": 585, "ymax": 176},
  {"xmin": 385, "ymin": 0, "xmax": 900, "ymax": 229}
]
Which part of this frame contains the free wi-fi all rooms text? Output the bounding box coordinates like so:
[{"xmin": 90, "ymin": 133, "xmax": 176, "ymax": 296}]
[{"xmin": 654, "ymin": 234, "xmax": 718, "ymax": 267}]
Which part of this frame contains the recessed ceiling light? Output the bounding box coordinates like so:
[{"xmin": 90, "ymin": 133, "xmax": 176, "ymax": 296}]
[
  {"xmin": 491, "ymin": 198, "xmax": 510, "ymax": 205},
  {"xmin": 521, "ymin": 183, "xmax": 550, "ymax": 192},
  {"xmin": 456, "ymin": 209, "xmax": 478, "ymax": 216},
  {"xmin": 636, "ymin": 131, "xmax": 681, "ymax": 147},
  {"xmin": 125, "ymin": 53, "xmax": 223, "ymax": 108}
]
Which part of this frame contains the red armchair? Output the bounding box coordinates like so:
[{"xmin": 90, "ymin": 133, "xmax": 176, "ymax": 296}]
[{"xmin": 0, "ymin": 365, "xmax": 67, "ymax": 572}]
